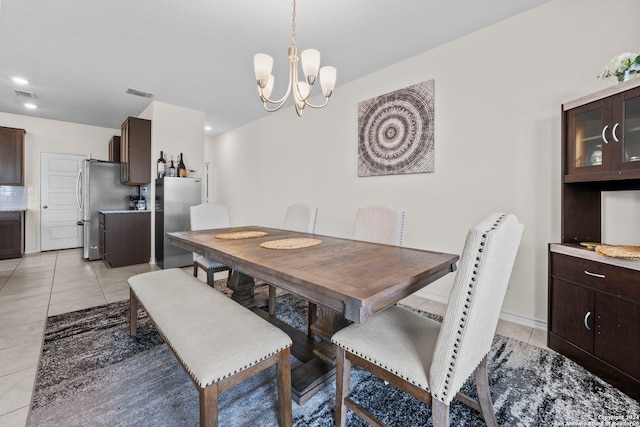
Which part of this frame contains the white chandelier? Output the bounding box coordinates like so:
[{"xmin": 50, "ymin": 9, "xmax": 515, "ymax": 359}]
[{"xmin": 253, "ymin": 0, "xmax": 336, "ymax": 116}]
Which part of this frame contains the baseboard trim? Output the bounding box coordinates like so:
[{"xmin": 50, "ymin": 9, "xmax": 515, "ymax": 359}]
[{"xmin": 416, "ymin": 290, "xmax": 547, "ymax": 331}]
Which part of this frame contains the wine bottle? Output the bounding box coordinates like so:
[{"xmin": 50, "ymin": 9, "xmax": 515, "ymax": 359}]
[
  {"xmin": 157, "ymin": 150, "xmax": 166, "ymax": 179},
  {"xmin": 178, "ymin": 153, "xmax": 187, "ymax": 177},
  {"xmin": 163, "ymin": 153, "xmax": 168, "ymax": 175},
  {"xmin": 169, "ymin": 156, "xmax": 176, "ymax": 177}
]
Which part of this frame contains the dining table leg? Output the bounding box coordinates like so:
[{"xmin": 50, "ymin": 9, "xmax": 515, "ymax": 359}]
[
  {"xmin": 226, "ymin": 270, "xmax": 256, "ymax": 307},
  {"xmin": 310, "ymin": 305, "xmax": 349, "ymax": 365},
  {"xmin": 225, "ymin": 270, "xmax": 349, "ymax": 403}
]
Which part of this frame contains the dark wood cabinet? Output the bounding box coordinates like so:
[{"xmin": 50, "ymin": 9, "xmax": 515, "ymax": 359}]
[
  {"xmin": 99, "ymin": 211, "xmax": 150, "ymax": 268},
  {"xmin": 564, "ymin": 81, "xmax": 640, "ymax": 183},
  {"xmin": 550, "ymin": 274, "xmax": 594, "ymax": 353},
  {"xmin": 0, "ymin": 211, "xmax": 25, "ymax": 259},
  {"xmin": 551, "ymin": 79, "xmax": 640, "ymax": 400},
  {"xmin": 549, "ymin": 248, "xmax": 640, "ymax": 399},
  {"xmin": 0, "ymin": 126, "xmax": 26, "ymax": 186},
  {"xmin": 108, "ymin": 135, "xmax": 121, "ymax": 162},
  {"xmin": 119, "ymin": 117, "xmax": 151, "ymax": 185}
]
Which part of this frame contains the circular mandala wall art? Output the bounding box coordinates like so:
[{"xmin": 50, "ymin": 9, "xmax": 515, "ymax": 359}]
[{"xmin": 357, "ymin": 80, "xmax": 434, "ymax": 177}]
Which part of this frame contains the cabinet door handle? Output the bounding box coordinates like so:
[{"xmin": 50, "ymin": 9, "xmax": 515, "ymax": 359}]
[
  {"xmin": 584, "ymin": 270, "xmax": 605, "ymax": 279},
  {"xmin": 601, "ymin": 125, "xmax": 609, "ymax": 144},
  {"xmin": 612, "ymin": 123, "xmax": 620, "ymax": 142},
  {"xmin": 584, "ymin": 312, "xmax": 591, "ymax": 330}
]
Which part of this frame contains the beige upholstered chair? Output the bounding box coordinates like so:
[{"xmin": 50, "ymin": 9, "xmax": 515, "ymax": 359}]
[
  {"xmin": 268, "ymin": 203, "xmax": 318, "ymax": 318},
  {"xmin": 190, "ymin": 203, "xmax": 232, "ymax": 286},
  {"xmin": 284, "ymin": 203, "xmax": 318, "ymax": 234},
  {"xmin": 354, "ymin": 204, "xmax": 405, "ymax": 246},
  {"xmin": 332, "ymin": 213, "xmax": 523, "ymax": 427}
]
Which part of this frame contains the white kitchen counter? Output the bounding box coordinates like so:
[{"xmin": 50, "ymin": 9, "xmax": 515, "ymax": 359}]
[{"xmin": 98, "ymin": 209, "xmax": 149, "ymax": 214}]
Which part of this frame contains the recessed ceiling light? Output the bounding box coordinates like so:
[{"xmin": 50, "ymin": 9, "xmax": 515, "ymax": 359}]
[
  {"xmin": 12, "ymin": 77, "xmax": 29, "ymax": 85},
  {"xmin": 24, "ymin": 103, "xmax": 37, "ymax": 109},
  {"xmin": 204, "ymin": 126, "xmax": 212, "ymax": 131}
]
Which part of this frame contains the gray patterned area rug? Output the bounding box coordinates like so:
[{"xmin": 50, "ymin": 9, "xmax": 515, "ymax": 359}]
[{"xmin": 28, "ymin": 288, "xmax": 639, "ymax": 426}]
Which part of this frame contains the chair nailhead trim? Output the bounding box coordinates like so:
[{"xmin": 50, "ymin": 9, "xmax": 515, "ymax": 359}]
[
  {"xmin": 335, "ymin": 344, "xmax": 430, "ymax": 390},
  {"xmin": 439, "ymin": 213, "xmax": 506, "ymax": 400}
]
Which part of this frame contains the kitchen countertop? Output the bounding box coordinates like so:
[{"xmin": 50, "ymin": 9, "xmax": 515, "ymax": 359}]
[
  {"xmin": 98, "ymin": 209, "xmax": 150, "ymax": 214},
  {"xmin": 550, "ymin": 243, "xmax": 640, "ymax": 272},
  {"xmin": 0, "ymin": 209, "xmax": 26, "ymax": 212}
]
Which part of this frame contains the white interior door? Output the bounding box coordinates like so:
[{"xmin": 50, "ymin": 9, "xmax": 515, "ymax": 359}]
[{"xmin": 40, "ymin": 152, "xmax": 87, "ymax": 251}]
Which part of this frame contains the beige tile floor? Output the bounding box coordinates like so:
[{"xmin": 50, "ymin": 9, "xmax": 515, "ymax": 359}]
[{"xmin": 0, "ymin": 248, "xmax": 546, "ymax": 426}]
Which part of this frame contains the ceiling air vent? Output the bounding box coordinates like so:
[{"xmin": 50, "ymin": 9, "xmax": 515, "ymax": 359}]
[
  {"xmin": 15, "ymin": 90, "xmax": 35, "ymax": 98},
  {"xmin": 126, "ymin": 88, "xmax": 154, "ymax": 98}
]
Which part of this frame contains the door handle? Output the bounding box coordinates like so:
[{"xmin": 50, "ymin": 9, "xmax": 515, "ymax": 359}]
[
  {"xmin": 76, "ymin": 168, "xmax": 83, "ymax": 211},
  {"xmin": 584, "ymin": 270, "xmax": 605, "ymax": 279},
  {"xmin": 612, "ymin": 123, "xmax": 620, "ymax": 142},
  {"xmin": 584, "ymin": 312, "xmax": 592, "ymax": 331},
  {"xmin": 601, "ymin": 125, "xmax": 609, "ymax": 144},
  {"xmin": 42, "ymin": 205, "xmax": 48, "ymax": 209}
]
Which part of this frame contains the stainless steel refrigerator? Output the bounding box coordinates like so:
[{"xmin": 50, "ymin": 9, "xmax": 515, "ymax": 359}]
[
  {"xmin": 76, "ymin": 159, "xmax": 133, "ymax": 260},
  {"xmin": 155, "ymin": 177, "xmax": 201, "ymax": 268}
]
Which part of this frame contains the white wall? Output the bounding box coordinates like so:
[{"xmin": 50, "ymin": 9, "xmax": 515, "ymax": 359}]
[
  {"xmin": 140, "ymin": 101, "xmax": 205, "ymax": 183},
  {"xmin": 207, "ymin": 0, "xmax": 640, "ymax": 326},
  {"xmin": 0, "ymin": 112, "xmax": 118, "ymax": 253},
  {"xmin": 140, "ymin": 101, "xmax": 205, "ymax": 263}
]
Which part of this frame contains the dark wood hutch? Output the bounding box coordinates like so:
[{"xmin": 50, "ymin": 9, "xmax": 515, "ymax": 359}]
[{"xmin": 549, "ymin": 78, "xmax": 640, "ymax": 400}]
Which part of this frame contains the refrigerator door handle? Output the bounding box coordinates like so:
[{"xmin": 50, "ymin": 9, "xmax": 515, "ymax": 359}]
[{"xmin": 76, "ymin": 168, "xmax": 83, "ymax": 212}]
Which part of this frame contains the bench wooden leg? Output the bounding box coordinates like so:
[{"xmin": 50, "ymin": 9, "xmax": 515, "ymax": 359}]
[
  {"xmin": 200, "ymin": 383, "xmax": 219, "ymax": 427},
  {"xmin": 276, "ymin": 347, "xmax": 292, "ymax": 427},
  {"xmin": 129, "ymin": 289, "xmax": 138, "ymax": 336}
]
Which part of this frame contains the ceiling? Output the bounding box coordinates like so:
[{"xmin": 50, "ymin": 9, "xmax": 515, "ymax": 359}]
[{"xmin": 0, "ymin": 0, "xmax": 547, "ymax": 136}]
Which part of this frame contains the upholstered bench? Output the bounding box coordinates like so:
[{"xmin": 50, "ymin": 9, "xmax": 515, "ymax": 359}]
[{"xmin": 128, "ymin": 268, "xmax": 293, "ymax": 427}]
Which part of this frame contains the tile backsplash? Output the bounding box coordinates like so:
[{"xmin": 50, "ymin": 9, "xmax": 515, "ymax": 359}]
[{"xmin": 0, "ymin": 186, "xmax": 28, "ymax": 211}]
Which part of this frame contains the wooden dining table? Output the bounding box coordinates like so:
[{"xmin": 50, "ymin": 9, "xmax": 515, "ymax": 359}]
[{"xmin": 167, "ymin": 226, "xmax": 459, "ymax": 403}]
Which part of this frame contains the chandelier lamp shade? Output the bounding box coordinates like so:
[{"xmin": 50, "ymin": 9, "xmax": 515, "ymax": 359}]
[{"xmin": 254, "ymin": 0, "xmax": 336, "ymax": 116}]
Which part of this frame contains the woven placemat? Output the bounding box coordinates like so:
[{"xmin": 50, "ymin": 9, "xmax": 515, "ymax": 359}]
[
  {"xmin": 215, "ymin": 231, "xmax": 269, "ymax": 240},
  {"xmin": 579, "ymin": 241, "xmax": 599, "ymax": 250},
  {"xmin": 595, "ymin": 245, "xmax": 640, "ymax": 260},
  {"xmin": 260, "ymin": 238, "xmax": 322, "ymax": 250}
]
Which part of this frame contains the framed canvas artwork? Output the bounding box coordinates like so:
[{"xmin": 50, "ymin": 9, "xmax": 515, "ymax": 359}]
[{"xmin": 357, "ymin": 80, "xmax": 435, "ymax": 177}]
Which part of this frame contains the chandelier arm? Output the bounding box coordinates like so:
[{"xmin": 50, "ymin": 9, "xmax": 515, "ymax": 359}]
[
  {"xmin": 304, "ymin": 97, "xmax": 330, "ymax": 109},
  {"xmin": 257, "ymin": 51, "xmax": 297, "ymax": 106},
  {"xmin": 262, "ymin": 101, "xmax": 289, "ymax": 113},
  {"xmin": 259, "ymin": 84, "xmax": 292, "ymax": 106}
]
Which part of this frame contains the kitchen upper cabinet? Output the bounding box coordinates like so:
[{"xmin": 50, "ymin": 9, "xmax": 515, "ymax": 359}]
[
  {"xmin": 564, "ymin": 82, "xmax": 640, "ymax": 182},
  {"xmin": 0, "ymin": 126, "xmax": 26, "ymax": 186},
  {"xmin": 120, "ymin": 117, "xmax": 151, "ymax": 185},
  {"xmin": 108, "ymin": 135, "xmax": 121, "ymax": 162}
]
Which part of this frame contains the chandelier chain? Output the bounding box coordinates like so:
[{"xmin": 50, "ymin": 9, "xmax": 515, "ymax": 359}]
[{"xmin": 291, "ymin": 0, "xmax": 297, "ymax": 46}]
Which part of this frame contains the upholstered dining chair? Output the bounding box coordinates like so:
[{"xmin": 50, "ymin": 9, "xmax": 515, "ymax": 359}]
[
  {"xmin": 268, "ymin": 203, "xmax": 318, "ymax": 319},
  {"xmin": 189, "ymin": 203, "xmax": 232, "ymax": 287},
  {"xmin": 354, "ymin": 204, "xmax": 405, "ymax": 246},
  {"xmin": 332, "ymin": 212, "xmax": 523, "ymax": 427}
]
